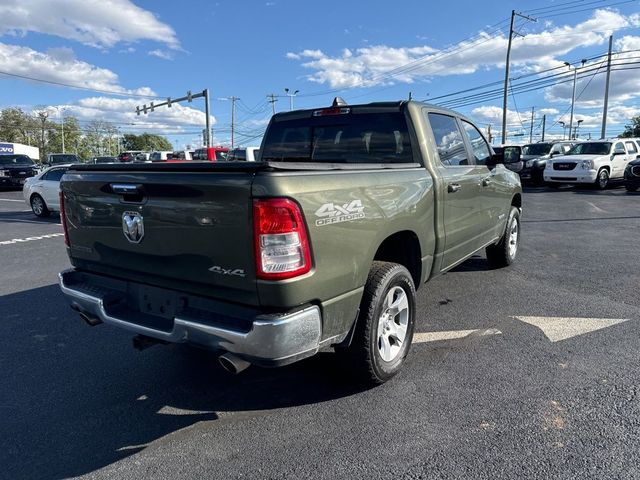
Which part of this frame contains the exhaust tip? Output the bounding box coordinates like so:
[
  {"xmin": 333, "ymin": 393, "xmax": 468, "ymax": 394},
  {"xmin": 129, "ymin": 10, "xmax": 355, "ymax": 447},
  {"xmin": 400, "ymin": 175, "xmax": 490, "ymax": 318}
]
[
  {"xmin": 218, "ymin": 353, "xmax": 251, "ymax": 375},
  {"xmin": 79, "ymin": 312, "xmax": 102, "ymax": 326}
]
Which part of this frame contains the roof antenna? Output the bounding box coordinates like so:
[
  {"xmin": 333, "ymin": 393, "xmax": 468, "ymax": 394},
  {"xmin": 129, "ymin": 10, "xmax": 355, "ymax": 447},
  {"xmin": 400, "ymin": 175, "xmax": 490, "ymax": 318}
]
[{"xmin": 409, "ymin": 91, "xmax": 413, "ymax": 100}]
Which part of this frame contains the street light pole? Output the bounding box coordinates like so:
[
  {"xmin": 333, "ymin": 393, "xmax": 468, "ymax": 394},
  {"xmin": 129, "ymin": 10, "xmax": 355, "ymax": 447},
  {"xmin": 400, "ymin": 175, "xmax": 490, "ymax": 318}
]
[
  {"xmin": 284, "ymin": 88, "xmax": 299, "ymax": 111},
  {"xmin": 565, "ymin": 59, "xmax": 586, "ymax": 142},
  {"xmin": 559, "ymin": 121, "xmax": 565, "ymax": 140}
]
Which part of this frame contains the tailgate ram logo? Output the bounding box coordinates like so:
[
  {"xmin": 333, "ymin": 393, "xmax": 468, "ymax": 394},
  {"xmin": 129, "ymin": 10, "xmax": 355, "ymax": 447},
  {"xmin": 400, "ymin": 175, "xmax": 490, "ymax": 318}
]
[{"xmin": 122, "ymin": 211, "xmax": 144, "ymax": 243}]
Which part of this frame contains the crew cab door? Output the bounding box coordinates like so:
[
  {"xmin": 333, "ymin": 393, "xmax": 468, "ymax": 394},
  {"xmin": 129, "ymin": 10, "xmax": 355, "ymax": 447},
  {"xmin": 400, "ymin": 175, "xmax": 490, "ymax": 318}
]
[{"xmin": 426, "ymin": 112, "xmax": 487, "ymax": 270}]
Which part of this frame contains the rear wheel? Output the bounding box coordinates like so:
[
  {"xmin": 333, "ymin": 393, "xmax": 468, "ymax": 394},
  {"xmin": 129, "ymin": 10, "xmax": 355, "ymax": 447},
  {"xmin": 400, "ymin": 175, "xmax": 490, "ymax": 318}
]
[
  {"xmin": 595, "ymin": 168, "xmax": 609, "ymax": 190},
  {"xmin": 344, "ymin": 261, "xmax": 416, "ymax": 385},
  {"xmin": 30, "ymin": 194, "xmax": 50, "ymax": 217},
  {"xmin": 486, "ymin": 206, "xmax": 520, "ymax": 268}
]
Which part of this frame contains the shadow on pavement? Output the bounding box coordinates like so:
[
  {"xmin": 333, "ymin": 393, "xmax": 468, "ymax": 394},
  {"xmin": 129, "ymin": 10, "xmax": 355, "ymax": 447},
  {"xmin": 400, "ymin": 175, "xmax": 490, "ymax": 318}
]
[
  {"xmin": 0, "ymin": 284, "xmax": 366, "ymax": 480},
  {"xmin": 0, "ymin": 210, "xmax": 61, "ymax": 224}
]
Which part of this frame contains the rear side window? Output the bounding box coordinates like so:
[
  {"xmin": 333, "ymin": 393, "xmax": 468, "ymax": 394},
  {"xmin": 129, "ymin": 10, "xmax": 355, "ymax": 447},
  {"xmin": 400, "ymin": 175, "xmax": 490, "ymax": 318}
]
[
  {"xmin": 427, "ymin": 113, "xmax": 468, "ymax": 166},
  {"xmin": 261, "ymin": 112, "xmax": 413, "ymax": 163},
  {"xmin": 42, "ymin": 168, "xmax": 66, "ymax": 181},
  {"xmin": 625, "ymin": 141, "xmax": 637, "ymax": 154},
  {"xmin": 461, "ymin": 121, "xmax": 491, "ymax": 165}
]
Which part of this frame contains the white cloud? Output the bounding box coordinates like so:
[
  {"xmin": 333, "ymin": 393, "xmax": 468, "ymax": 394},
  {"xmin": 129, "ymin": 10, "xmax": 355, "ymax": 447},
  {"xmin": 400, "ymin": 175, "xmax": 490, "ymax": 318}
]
[
  {"xmin": 58, "ymin": 96, "xmax": 216, "ymax": 134},
  {"xmin": 288, "ymin": 9, "xmax": 640, "ymax": 89},
  {"xmin": 0, "ymin": 0, "xmax": 179, "ymax": 49},
  {"xmin": 471, "ymin": 105, "xmax": 533, "ymax": 127},
  {"xmin": 0, "ymin": 42, "xmax": 154, "ymax": 96},
  {"xmin": 148, "ymin": 49, "xmax": 174, "ymax": 60}
]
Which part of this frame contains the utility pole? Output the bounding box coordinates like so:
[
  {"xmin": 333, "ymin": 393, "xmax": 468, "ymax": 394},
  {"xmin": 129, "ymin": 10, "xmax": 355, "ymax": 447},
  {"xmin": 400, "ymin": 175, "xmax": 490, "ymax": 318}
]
[
  {"xmin": 541, "ymin": 114, "xmax": 546, "ymax": 141},
  {"xmin": 501, "ymin": 10, "xmax": 537, "ymax": 145},
  {"xmin": 529, "ymin": 106, "xmax": 535, "ymax": 143},
  {"xmin": 36, "ymin": 110, "xmax": 49, "ymax": 162},
  {"xmin": 487, "ymin": 124, "xmax": 493, "ymax": 144},
  {"xmin": 601, "ymin": 35, "xmax": 613, "ymax": 139},
  {"xmin": 219, "ymin": 96, "xmax": 239, "ymax": 148},
  {"xmin": 267, "ymin": 94, "xmax": 278, "ymax": 115}
]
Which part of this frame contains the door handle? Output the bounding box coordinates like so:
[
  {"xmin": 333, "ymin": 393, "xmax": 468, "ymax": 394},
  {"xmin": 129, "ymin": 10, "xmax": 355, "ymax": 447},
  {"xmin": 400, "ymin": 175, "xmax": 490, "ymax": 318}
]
[
  {"xmin": 447, "ymin": 183, "xmax": 461, "ymax": 193},
  {"xmin": 482, "ymin": 177, "xmax": 492, "ymax": 187}
]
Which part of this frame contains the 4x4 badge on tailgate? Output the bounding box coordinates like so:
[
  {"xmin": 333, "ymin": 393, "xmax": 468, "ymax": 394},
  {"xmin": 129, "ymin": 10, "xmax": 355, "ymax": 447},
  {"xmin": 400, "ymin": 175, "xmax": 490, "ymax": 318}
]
[{"xmin": 122, "ymin": 211, "xmax": 144, "ymax": 243}]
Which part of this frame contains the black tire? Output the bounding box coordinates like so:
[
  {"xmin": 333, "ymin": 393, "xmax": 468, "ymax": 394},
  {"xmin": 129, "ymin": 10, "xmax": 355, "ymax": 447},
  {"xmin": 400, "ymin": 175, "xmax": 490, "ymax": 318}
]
[
  {"xmin": 30, "ymin": 194, "xmax": 50, "ymax": 217},
  {"xmin": 625, "ymin": 185, "xmax": 638, "ymax": 192},
  {"xmin": 595, "ymin": 168, "xmax": 609, "ymax": 190},
  {"xmin": 548, "ymin": 183, "xmax": 561, "ymax": 189},
  {"xmin": 344, "ymin": 261, "xmax": 416, "ymax": 385},
  {"xmin": 486, "ymin": 206, "xmax": 520, "ymax": 268}
]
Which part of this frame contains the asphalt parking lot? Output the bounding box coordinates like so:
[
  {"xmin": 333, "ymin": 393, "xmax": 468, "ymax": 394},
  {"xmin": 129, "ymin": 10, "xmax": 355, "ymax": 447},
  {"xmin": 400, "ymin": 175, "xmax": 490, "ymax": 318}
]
[{"xmin": 1, "ymin": 185, "xmax": 639, "ymax": 480}]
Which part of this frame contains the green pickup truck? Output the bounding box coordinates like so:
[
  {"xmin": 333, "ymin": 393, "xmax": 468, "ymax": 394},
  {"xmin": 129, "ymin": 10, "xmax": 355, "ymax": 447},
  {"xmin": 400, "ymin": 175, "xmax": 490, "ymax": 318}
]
[{"xmin": 59, "ymin": 99, "xmax": 522, "ymax": 384}]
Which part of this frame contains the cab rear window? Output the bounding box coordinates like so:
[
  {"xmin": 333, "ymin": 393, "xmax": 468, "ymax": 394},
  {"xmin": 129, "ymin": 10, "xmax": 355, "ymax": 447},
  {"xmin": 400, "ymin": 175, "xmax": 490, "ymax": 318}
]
[{"xmin": 261, "ymin": 112, "xmax": 413, "ymax": 163}]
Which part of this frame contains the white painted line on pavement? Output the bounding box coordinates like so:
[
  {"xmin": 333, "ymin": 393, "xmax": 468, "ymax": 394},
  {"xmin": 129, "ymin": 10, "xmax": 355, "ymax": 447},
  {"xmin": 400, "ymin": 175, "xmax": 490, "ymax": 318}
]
[
  {"xmin": 0, "ymin": 233, "xmax": 64, "ymax": 246},
  {"xmin": 514, "ymin": 316, "xmax": 629, "ymax": 342},
  {"xmin": 0, "ymin": 198, "xmax": 24, "ymax": 202},
  {"xmin": 413, "ymin": 328, "xmax": 502, "ymax": 344}
]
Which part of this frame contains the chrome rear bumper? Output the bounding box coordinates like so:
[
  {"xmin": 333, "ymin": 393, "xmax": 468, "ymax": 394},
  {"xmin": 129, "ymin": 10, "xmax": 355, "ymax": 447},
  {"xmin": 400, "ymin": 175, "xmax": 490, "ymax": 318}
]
[{"xmin": 59, "ymin": 269, "xmax": 322, "ymax": 367}]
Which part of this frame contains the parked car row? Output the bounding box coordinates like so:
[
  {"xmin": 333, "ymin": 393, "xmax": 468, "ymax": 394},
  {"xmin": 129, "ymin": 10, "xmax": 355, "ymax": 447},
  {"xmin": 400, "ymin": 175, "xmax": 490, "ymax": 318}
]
[{"xmin": 497, "ymin": 139, "xmax": 640, "ymax": 190}]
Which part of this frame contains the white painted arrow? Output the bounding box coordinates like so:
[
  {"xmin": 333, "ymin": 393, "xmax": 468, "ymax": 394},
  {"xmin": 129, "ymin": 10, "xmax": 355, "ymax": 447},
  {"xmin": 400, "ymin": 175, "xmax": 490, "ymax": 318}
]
[
  {"xmin": 412, "ymin": 328, "xmax": 502, "ymax": 344},
  {"xmin": 514, "ymin": 316, "xmax": 629, "ymax": 343}
]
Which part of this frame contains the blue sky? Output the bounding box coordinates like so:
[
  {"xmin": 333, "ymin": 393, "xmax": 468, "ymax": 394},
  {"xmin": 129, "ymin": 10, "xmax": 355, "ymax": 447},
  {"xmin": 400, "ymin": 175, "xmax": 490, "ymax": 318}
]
[{"xmin": 1, "ymin": 0, "xmax": 639, "ymax": 148}]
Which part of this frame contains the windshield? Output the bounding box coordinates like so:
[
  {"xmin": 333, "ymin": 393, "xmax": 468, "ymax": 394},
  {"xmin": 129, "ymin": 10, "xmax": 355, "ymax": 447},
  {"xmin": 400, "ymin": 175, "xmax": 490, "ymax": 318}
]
[
  {"xmin": 50, "ymin": 154, "xmax": 78, "ymax": 163},
  {"xmin": 261, "ymin": 111, "xmax": 413, "ymax": 163},
  {"xmin": 567, "ymin": 142, "xmax": 611, "ymax": 156},
  {"xmin": 522, "ymin": 143, "xmax": 552, "ymax": 156},
  {"xmin": 0, "ymin": 155, "xmax": 34, "ymax": 166}
]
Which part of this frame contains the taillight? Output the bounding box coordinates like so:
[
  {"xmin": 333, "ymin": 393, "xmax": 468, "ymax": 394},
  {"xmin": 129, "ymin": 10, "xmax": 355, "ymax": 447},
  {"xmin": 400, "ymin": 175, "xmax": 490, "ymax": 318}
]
[
  {"xmin": 59, "ymin": 191, "xmax": 69, "ymax": 246},
  {"xmin": 253, "ymin": 198, "xmax": 311, "ymax": 280}
]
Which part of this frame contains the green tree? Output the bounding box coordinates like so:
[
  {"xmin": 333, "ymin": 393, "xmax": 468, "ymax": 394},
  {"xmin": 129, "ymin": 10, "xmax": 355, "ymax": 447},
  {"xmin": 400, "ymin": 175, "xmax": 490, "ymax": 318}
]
[
  {"xmin": 620, "ymin": 115, "xmax": 640, "ymax": 138},
  {"xmin": 122, "ymin": 133, "xmax": 172, "ymax": 151},
  {"xmin": 0, "ymin": 108, "xmax": 39, "ymax": 146}
]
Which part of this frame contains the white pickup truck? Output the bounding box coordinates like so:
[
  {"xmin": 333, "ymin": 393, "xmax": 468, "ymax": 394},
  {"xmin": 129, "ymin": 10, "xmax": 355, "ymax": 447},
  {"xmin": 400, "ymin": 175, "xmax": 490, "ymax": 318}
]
[{"xmin": 544, "ymin": 139, "xmax": 640, "ymax": 189}]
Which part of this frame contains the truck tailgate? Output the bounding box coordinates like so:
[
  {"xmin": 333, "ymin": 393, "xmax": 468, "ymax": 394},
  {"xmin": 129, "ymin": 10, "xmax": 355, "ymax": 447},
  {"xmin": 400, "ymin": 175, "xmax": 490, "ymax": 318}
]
[{"xmin": 61, "ymin": 166, "xmax": 258, "ymax": 305}]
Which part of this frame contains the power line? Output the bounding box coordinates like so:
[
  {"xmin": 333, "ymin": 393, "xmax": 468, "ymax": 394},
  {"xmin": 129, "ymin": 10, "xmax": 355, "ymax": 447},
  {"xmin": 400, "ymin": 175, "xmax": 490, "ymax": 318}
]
[{"xmin": 0, "ymin": 69, "xmax": 161, "ymax": 99}]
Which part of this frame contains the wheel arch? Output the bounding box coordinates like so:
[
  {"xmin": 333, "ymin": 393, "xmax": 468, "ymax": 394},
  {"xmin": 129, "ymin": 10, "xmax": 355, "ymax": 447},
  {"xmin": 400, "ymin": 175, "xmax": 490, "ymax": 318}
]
[
  {"xmin": 511, "ymin": 192, "xmax": 522, "ymax": 209},
  {"xmin": 372, "ymin": 230, "xmax": 422, "ymax": 288}
]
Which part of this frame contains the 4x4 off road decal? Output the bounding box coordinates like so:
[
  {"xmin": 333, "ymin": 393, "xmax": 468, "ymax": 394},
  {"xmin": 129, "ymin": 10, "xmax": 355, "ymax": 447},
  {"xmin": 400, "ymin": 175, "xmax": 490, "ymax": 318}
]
[{"xmin": 314, "ymin": 199, "xmax": 365, "ymax": 226}]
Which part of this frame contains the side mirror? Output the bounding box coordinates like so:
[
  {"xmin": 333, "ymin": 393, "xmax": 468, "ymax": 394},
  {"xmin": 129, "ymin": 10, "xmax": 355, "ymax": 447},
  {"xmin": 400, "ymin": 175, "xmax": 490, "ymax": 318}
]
[
  {"xmin": 487, "ymin": 151, "xmax": 504, "ymax": 168},
  {"xmin": 503, "ymin": 146, "xmax": 522, "ymax": 164},
  {"xmin": 614, "ymin": 147, "xmax": 626, "ymax": 156}
]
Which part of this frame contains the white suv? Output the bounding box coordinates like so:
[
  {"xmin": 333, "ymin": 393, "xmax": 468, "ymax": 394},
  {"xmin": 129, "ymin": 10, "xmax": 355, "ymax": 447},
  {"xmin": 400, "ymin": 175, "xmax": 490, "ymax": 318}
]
[{"xmin": 544, "ymin": 139, "xmax": 639, "ymax": 189}]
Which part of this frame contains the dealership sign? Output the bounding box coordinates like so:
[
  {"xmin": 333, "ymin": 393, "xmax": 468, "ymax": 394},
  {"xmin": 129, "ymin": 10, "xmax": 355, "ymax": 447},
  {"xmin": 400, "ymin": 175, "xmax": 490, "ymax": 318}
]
[{"xmin": 0, "ymin": 143, "xmax": 14, "ymax": 154}]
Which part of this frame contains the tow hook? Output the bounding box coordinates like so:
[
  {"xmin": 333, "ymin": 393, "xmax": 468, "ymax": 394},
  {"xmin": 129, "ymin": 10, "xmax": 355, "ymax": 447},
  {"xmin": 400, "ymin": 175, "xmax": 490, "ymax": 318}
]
[{"xmin": 132, "ymin": 334, "xmax": 168, "ymax": 351}]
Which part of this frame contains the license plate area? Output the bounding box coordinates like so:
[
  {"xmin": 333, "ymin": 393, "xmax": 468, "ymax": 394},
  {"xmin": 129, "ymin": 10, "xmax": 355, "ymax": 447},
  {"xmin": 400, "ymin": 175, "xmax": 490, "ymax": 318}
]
[{"xmin": 132, "ymin": 284, "xmax": 180, "ymax": 319}]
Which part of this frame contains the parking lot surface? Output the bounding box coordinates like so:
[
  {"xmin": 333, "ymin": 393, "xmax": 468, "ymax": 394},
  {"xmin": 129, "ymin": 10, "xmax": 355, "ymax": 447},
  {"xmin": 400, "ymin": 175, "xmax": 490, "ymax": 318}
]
[{"xmin": 1, "ymin": 186, "xmax": 639, "ymax": 480}]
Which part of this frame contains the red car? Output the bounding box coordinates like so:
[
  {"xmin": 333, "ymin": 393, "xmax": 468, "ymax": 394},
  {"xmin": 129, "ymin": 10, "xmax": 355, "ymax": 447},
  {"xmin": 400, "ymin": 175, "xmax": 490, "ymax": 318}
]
[{"xmin": 193, "ymin": 147, "xmax": 229, "ymax": 161}]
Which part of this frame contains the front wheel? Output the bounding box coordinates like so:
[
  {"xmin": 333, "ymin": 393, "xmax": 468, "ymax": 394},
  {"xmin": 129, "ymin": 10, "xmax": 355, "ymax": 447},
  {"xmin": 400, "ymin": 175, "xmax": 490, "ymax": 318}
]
[
  {"xmin": 344, "ymin": 261, "xmax": 416, "ymax": 385},
  {"xmin": 595, "ymin": 168, "xmax": 609, "ymax": 190},
  {"xmin": 30, "ymin": 194, "xmax": 50, "ymax": 217},
  {"xmin": 486, "ymin": 206, "xmax": 520, "ymax": 268}
]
